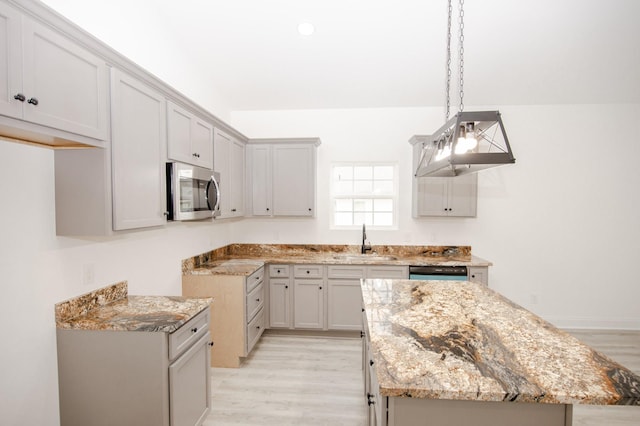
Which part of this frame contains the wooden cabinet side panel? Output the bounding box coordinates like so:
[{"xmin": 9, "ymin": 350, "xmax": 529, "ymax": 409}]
[
  {"xmin": 182, "ymin": 274, "xmax": 245, "ymax": 367},
  {"xmin": 56, "ymin": 329, "xmax": 169, "ymax": 426}
]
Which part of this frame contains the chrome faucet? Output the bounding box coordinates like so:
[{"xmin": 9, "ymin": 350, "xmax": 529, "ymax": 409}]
[{"xmin": 361, "ymin": 224, "xmax": 372, "ymax": 254}]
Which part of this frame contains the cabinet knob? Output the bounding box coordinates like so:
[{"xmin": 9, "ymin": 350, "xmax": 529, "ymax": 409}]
[
  {"xmin": 191, "ymin": 327, "xmax": 198, "ymax": 333},
  {"xmin": 308, "ymin": 208, "xmax": 312, "ymax": 212},
  {"xmin": 192, "ymin": 153, "xmax": 200, "ymax": 158},
  {"xmin": 256, "ymin": 326, "xmax": 261, "ymax": 330},
  {"xmin": 231, "ymin": 208, "xmax": 237, "ymax": 212},
  {"xmin": 319, "ymin": 286, "xmax": 322, "ymax": 290},
  {"xmin": 277, "ymin": 269, "xmax": 281, "ymax": 273},
  {"xmin": 369, "ymin": 359, "xmax": 374, "ymax": 366},
  {"xmin": 360, "ymin": 331, "xmax": 365, "ymax": 338},
  {"xmin": 471, "ymin": 275, "xmax": 476, "ymax": 278},
  {"xmin": 27, "ymin": 97, "xmax": 39, "ymax": 106},
  {"xmin": 256, "ymin": 298, "xmax": 260, "ymax": 302},
  {"xmin": 208, "ymin": 342, "xmax": 214, "ymax": 347},
  {"xmin": 266, "ymin": 208, "xmax": 270, "ymax": 211},
  {"xmin": 13, "ymin": 93, "xmax": 25, "ymax": 102},
  {"xmin": 306, "ymin": 270, "xmax": 310, "ymax": 274},
  {"xmin": 285, "ymin": 285, "xmax": 288, "ymax": 289},
  {"xmin": 367, "ymin": 393, "xmax": 375, "ymax": 406}
]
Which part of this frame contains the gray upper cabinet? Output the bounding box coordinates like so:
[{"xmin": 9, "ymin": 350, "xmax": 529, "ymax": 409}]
[
  {"xmin": 0, "ymin": 2, "xmax": 108, "ymax": 145},
  {"xmin": 111, "ymin": 68, "xmax": 167, "ymax": 231},
  {"xmin": 247, "ymin": 138, "xmax": 320, "ymax": 217},
  {"xmin": 410, "ymin": 135, "xmax": 478, "ymax": 218},
  {"xmin": 214, "ymin": 127, "xmax": 245, "ymax": 218},
  {"xmin": 167, "ymin": 100, "xmax": 213, "ymax": 169}
]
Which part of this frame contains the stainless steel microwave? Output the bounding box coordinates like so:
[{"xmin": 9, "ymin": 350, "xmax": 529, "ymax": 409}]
[{"xmin": 166, "ymin": 162, "xmax": 220, "ymax": 221}]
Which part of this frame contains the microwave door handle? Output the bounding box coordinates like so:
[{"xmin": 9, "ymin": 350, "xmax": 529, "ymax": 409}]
[{"xmin": 207, "ymin": 175, "xmax": 221, "ymax": 213}]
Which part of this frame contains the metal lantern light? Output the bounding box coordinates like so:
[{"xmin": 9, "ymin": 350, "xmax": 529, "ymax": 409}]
[{"xmin": 415, "ymin": 0, "xmax": 515, "ymax": 178}]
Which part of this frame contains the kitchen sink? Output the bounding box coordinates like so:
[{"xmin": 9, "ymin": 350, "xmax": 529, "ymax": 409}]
[{"xmin": 332, "ymin": 254, "xmax": 397, "ymax": 261}]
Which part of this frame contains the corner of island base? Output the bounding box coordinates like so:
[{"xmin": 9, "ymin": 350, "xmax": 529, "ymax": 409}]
[{"xmin": 387, "ymin": 396, "xmax": 573, "ymax": 426}]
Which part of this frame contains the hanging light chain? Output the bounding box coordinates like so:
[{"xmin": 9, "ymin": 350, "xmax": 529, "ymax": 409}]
[
  {"xmin": 445, "ymin": 0, "xmax": 453, "ymax": 121},
  {"xmin": 458, "ymin": 0, "xmax": 465, "ymax": 112}
]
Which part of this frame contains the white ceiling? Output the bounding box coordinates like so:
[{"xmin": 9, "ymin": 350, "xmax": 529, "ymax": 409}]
[{"xmin": 41, "ymin": 0, "xmax": 640, "ymax": 111}]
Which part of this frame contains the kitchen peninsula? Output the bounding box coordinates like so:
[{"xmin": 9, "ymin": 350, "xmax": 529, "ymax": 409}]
[
  {"xmin": 361, "ymin": 279, "xmax": 640, "ymax": 426},
  {"xmin": 55, "ymin": 282, "xmax": 213, "ymax": 426}
]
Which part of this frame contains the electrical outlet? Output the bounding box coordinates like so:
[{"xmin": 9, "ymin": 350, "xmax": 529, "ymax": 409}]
[{"xmin": 82, "ymin": 263, "xmax": 95, "ymax": 286}]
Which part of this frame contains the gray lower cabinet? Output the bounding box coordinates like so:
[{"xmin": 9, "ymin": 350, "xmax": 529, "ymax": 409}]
[
  {"xmin": 267, "ymin": 263, "xmax": 409, "ymax": 332},
  {"xmin": 293, "ymin": 265, "xmax": 325, "ymax": 329},
  {"xmin": 468, "ymin": 266, "xmax": 489, "ymax": 286},
  {"xmin": 56, "ymin": 307, "xmax": 211, "ymax": 426},
  {"xmin": 328, "ymin": 265, "xmax": 409, "ymax": 331}
]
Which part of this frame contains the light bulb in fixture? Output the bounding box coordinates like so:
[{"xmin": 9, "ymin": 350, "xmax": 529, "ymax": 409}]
[
  {"xmin": 465, "ymin": 122, "xmax": 478, "ymax": 150},
  {"xmin": 297, "ymin": 22, "xmax": 315, "ymax": 36},
  {"xmin": 455, "ymin": 124, "xmax": 468, "ymax": 154}
]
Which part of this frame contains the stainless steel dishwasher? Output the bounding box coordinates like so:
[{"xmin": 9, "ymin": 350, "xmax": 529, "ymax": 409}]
[{"xmin": 409, "ymin": 265, "xmax": 468, "ymax": 281}]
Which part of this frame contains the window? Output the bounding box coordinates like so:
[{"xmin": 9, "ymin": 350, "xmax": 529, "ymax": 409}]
[{"xmin": 331, "ymin": 163, "xmax": 398, "ymax": 228}]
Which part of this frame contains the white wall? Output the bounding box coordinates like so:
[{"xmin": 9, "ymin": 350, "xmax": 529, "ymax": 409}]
[
  {"xmin": 231, "ymin": 104, "xmax": 640, "ymax": 330},
  {"xmin": 0, "ymin": 140, "xmax": 233, "ymax": 426}
]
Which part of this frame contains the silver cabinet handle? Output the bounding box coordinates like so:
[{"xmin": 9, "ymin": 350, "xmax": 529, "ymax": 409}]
[{"xmin": 27, "ymin": 97, "xmax": 39, "ymax": 105}]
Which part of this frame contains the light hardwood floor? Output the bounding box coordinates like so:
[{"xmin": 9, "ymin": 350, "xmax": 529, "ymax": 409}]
[{"xmin": 204, "ymin": 330, "xmax": 640, "ymax": 426}]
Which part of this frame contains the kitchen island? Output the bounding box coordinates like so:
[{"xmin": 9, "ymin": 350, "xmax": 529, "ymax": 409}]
[{"xmin": 361, "ymin": 279, "xmax": 640, "ymax": 426}]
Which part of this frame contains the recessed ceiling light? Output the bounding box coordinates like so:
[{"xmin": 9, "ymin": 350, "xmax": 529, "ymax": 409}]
[{"xmin": 297, "ymin": 22, "xmax": 315, "ymax": 36}]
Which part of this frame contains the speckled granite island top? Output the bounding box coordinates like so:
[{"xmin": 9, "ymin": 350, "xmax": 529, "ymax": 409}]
[
  {"xmin": 55, "ymin": 281, "xmax": 213, "ymax": 333},
  {"xmin": 182, "ymin": 243, "xmax": 491, "ymax": 276},
  {"xmin": 361, "ymin": 279, "xmax": 640, "ymax": 406}
]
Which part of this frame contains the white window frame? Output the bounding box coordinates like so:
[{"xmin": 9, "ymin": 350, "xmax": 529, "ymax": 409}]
[{"xmin": 330, "ymin": 162, "xmax": 399, "ymax": 230}]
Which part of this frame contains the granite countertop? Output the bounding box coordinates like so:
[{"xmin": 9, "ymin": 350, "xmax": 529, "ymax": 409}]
[
  {"xmin": 361, "ymin": 279, "xmax": 640, "ymax": 406},
  {"xmin": 55, "ymin": 281, "xmax": 213, "ymax": 333},
  {"xmin": 183, "ymin": 244, "xmax": 492, "ymax": 276}
]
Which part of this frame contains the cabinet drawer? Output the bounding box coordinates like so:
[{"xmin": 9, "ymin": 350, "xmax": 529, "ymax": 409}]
[
  {"xmin": 293, "ymin": 264, "xmax": 324, "ymax": 279},
  {"xmin": 246, "ymin": 307, "xmax": 265, "ymax": 354},
  {"xmin": 246, "ymin": 281, "xmax": 264, "ymax": 323},
  {"xmin": 366, "ymin": 266, "xmax": 408, "ymax": 279},
  {"xmin": 169, "ymin": 307, "xmax": 210, "ymax": 361},
  {"xmin": 246, "ymin": 267, "xmax": 264, "ymax": 292},
  {"xmin": 327, "ymin": 265, "xmax": 366, "ymax": 279},
  {"xmin": 269, "ymin": 264, "xmax": 290, "ymax": 277}
]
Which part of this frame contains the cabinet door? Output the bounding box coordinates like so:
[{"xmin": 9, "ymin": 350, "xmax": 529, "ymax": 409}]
[
  {"xmin": 169, "ymin": 333, "xmax": 211, "ymax": 426},
  {"xmin": 416, "ymin": 177, "xmax": 449, "ymax": 216},
  {"xmin": 0, "ymin": 2, "xmax": 22, "ymax": 118},
  {"xmin": 328, "ymin": 280, "xmax": 362, "ymax": 330},
  {"xmin": 167, "ymin": 100, "xmax": 213, "ymax": 169},
  {"xmin": 21, "ymin": 17, "xmax": 108, "ymax": 140},
  {"xmin": 249, "ymin": 144, "xmax": 272, "ymax": 216},
  {"xmin": 272, "ymin": 144, "xmax": 315, "ymax": 216},
  {"xmin": 468, "ymin": 266, "xmax": 488, "ymax": 286},
  {"xmin": 447, "ymin": 173, "xmax": 477, "ymax": 217},
  {"xmin": 192, "ymin": 117, "xmax": 213, "ymax": 169},
  {"xmin": 294, "ymin": 279, "xmax": 324, "ymax": 329},
  {"xmin": 111, "ymin": 68, "xmax": 167, "ymax": 230},
  {"xmin": 230, "ymin": 138, "xmax": 245, "ymax": 215},
  {"xmin": 269, "ymin": 279, "xmax": 291, "ymax": 328},
  {"xmin": 213, "ymin": 128, "xmax": 231, "ymax": 216}
]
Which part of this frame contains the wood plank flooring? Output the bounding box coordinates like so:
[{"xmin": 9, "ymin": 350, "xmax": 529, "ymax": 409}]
[
  {"xmin": 569, "ymin": 330, "xmax": 640, "ymax": 426},
  {"xmin": 204, "ymin": 330, "xmax": 640, "ymax": 426},
  {"xmin": 203, "ymin": 333, "xmax": 366, "ymax": 425}
]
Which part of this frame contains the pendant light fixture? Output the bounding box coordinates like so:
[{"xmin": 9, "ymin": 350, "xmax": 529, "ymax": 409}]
[{"xmin": 415, "ymin": 0, "xmax": 515, "ymax": 178}]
